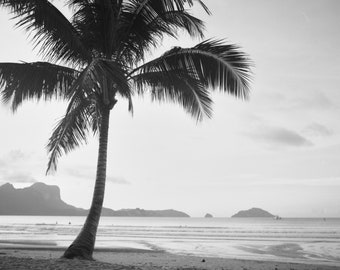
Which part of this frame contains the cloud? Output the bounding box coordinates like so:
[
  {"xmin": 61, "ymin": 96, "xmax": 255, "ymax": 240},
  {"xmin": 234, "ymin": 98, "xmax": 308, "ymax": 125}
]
[
  {"xmin": 254, "ymin": 177, "xmax": 340, "ymax": 187},
  {"xmin": 250, "ymin": 126, "xmax": 313, "ymax": 147},
  {"xmin": 303, "ymin": 123, "xmax": 332, "ymax": 137},
  {"xmin": 291, "ymin": 91, "xmax": 333, "ymax": 111},
  {"xmin": 64, "ymin": 167, "xmax": 130, "ymax": 185},
  {"xmin": 7, "ymin": 150, "xmax": 26, "ymax": 161},
  {"xmin": 106, "ymin": 176, "xmax": 130, "ymax": 185},
  {"xmin": 64, "ymin": 168, "xmax": 93, "ymax": 179},
  {"xmin": 1, "ymin": 171, "xmax": 36, "ymax": 183},
  {"xmin": 270, "ymin": 90, "xmax": 335, "ymax": 113},
  {"xmin": 0, "ymin": 150, "xmax": 37, "ymax": 183},
  {"xmin": 0, "ymin": 150, "xmax": 26, "ymax": 166}
]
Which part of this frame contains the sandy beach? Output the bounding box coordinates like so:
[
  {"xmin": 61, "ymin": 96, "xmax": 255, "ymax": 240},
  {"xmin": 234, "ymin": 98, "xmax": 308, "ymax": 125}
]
[{"xmin": 0, "ymin": 247, "xmax": 339, "ymax": 270}]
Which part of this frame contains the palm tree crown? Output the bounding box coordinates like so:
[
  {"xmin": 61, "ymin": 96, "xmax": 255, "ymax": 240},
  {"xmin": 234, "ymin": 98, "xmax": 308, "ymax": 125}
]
[{"xmin": 0, "ymin": 0, "xmax": 252, "ymax": 260}]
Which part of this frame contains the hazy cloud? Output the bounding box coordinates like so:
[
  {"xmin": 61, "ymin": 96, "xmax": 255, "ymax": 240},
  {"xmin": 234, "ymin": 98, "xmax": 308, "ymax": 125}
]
[
  {"xmin": 255, "ymin": 177, "xmax": 340, "ymax": 187},
  {"xmin": 0, "ymin": 150, "xmax": 37, "ymax": 183},
  {"xmin": 65, "ymin": 167, "xmax": 130, "ymax": 185},
  {"xmin": 1, "ymin": 171, "xmax": 36, "ymax": 183},
  {"xmin": 7, "ymin": 150, "xmax": 26, "ymax": 161},
  {"xmin": 106, "ymin": 176, "xmax": 130, "ymax": 185},
  {"xmin": 0, "ymin": 150, "xmax": 26, "ymax": 166},
  {"xmin": 291, "ymin": 91, "xmax": 333, "ymax": 111},
  {"xmin": 250, "ymin": 126, "xmax": 313, "ymax": 147},
  {"xmin": 65, "ymin": 168, "xmax": 93, "ymax": 179},
  {"xmin": 303, "ymin": 123, "xmax": 332, "ymax": 137}
]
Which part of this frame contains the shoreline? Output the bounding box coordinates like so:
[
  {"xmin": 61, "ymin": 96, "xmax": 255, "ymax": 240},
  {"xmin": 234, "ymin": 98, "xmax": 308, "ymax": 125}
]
[{"xmin": 1, "ymin": 246, "xmax": 339, "ymax": 270}]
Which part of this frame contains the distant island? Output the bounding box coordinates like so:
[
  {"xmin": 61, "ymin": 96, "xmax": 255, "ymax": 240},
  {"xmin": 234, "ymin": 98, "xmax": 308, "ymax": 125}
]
[
  {"xmin": 231, "ymin": 207, "xmax": 275, "ymax": 218},
  {"xmin": 0, "ymin": 182, "xmax": 189, "ymax": 217},
  {"xmin": 204, "ymin": 213, "xmax": 213, "ymax": 218}
]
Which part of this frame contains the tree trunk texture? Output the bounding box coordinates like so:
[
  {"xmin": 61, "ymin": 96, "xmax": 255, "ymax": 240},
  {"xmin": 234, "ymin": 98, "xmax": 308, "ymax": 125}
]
[{"xmin": 63, "ymin": 107, "xmax": 110, "ymax": 260}]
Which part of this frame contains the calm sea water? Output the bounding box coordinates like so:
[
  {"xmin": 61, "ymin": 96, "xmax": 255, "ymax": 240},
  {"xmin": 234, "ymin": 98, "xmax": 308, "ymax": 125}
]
[{"xmin": 0, "ymin": 216, "xmax": 339, "ymax": 266}]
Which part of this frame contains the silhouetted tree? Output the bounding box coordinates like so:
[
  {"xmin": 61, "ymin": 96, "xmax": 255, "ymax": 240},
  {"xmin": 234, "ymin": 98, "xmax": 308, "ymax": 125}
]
[{"xmin": 0, "ymin": 0, "xmax": 252, "ymax": 260}]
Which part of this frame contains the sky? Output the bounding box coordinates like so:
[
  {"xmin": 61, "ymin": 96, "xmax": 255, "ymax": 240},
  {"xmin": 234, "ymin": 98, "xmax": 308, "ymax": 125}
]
[{"xmin": 0, "ymin": 0, "xmax": 340, "ymax": 218}]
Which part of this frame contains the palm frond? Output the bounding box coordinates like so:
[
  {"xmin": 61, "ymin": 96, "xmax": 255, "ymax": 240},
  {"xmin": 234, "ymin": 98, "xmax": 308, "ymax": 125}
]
[
  {"xmin": 117, "ymin": 0, "xmax": 209, "ymax": 64},
  {"xmin": 64, "ymin": 58, "xmax": 131, "ymax": 108},
  {"xmin": 131, "ymin": 67, "xmax": 212, "ymax": 120},
  {"xmin": 0, "ymin": 62, "xmax": 78, "ymax": 111},
  {"xmin": 95, "ymin": 59, "xmax": 132, "ymax": 104},
  {"xmin": 127, "ymin": 93, "xmax": 134, "ymax": 115},
  {"xmin": 131, "ymin": 39, "xmax": 253, "ymax": 99},
  {"xmin": 46, "ymin": 90, "xmax": 99, "ymax": 173},
  {"xmin": 69, "ymin": 0, "xmax": 123, "ymax": 58},
  {"xmin": 147, "ymin": 11, "xmax": 205, "ymax": 39},
  {"xmin": 0, "ymin": 0, "xmax": 91, "ymax": 66}
]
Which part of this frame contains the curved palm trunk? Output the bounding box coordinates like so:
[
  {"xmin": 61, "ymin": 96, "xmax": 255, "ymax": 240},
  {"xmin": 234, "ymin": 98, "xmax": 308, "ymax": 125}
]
[{"xmin": 63, "ymin": 107, "xmax": 110, "ymax": 260}]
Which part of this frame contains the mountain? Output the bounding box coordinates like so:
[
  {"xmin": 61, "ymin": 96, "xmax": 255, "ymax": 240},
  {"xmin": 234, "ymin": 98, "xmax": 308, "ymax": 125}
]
[
  {"xmin": 0, "ymin": 182, "xmax": 189, "ymax": 217},
  {"xmin": 0, "ymin": 182, "xmax": 86, "ymax": 216},
  {"xmin": 231, "ymin": 207, "xmax": 275, "ymax": 218}
]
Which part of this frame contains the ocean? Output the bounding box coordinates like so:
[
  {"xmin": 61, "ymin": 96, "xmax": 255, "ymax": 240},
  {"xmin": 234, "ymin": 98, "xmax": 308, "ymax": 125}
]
[{"xmin": 0, "ymin": 216, "xmax": 339, "ymax": 266}]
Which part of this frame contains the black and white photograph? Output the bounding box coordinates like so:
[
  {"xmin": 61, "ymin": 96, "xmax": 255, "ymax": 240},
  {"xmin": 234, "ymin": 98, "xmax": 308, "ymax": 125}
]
[{"xmin": 0, "ymin": 0, "xmax": 339, "ymax": 269}]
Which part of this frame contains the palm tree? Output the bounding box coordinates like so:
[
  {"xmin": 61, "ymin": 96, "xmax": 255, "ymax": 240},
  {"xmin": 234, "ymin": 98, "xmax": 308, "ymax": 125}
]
[{"xmin": 0, "ymin": 0, "xmax": 252, "ymax": 260}]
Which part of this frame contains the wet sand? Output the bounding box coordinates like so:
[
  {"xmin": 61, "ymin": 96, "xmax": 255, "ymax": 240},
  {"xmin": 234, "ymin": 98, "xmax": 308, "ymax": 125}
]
[{"xmin": 0, "ymin": 246, "xmax": 339, "ymax": 270}]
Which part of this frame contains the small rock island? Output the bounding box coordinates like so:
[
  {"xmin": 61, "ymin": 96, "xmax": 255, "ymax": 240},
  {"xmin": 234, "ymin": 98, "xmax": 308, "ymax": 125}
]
[
  {"xmin": 204, "ymin": 213, "xmax": 213, "ymax": 218},
  {"xmin": 231, "ymin": 207, "xmax": 275, "ymax": 218}
]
